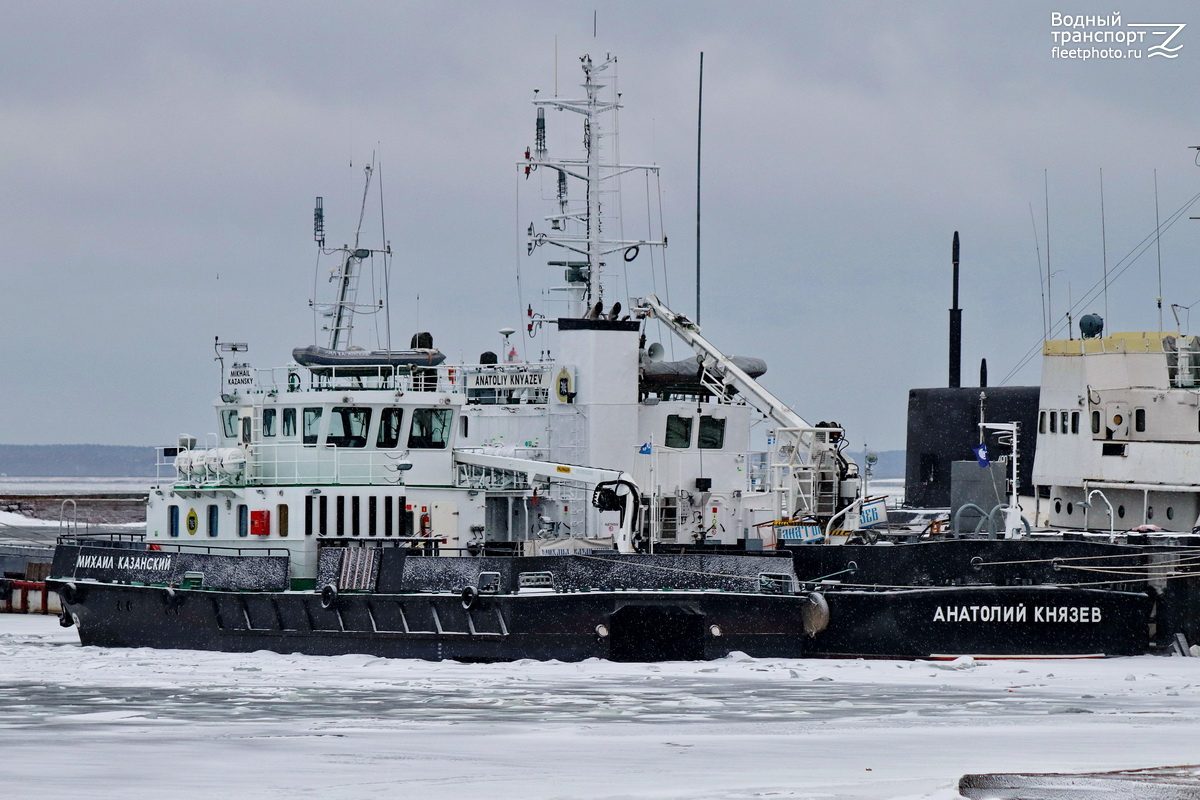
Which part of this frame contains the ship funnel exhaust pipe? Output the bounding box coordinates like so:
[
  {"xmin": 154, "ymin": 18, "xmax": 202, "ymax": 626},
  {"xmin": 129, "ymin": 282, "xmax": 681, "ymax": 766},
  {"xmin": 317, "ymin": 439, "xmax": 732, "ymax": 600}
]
[{"xmin": 949, "ymin": 230, "xmax": 962, "ymax": 389}]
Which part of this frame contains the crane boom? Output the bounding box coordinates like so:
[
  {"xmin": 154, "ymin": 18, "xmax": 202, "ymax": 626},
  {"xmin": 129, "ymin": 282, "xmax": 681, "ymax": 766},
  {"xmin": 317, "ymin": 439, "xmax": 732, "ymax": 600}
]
[{"xmin": 635, "ymin": 294, "xmax": 860, "ymax": 526}]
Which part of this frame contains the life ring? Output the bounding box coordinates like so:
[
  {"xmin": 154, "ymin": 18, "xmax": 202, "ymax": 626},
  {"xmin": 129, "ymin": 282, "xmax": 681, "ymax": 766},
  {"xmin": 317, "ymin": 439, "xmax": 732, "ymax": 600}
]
[
  {"xmin": 461, "ymin": 585, "xmax": 479, "ymax": 610},
  {"xmin": 320, "ymin": 583, "xmax": 338, "ymax": 609},
  {"xmin": 58, "ymin": 582, "xmax": 78, "ymax": 605},
  {"xmin": 287, "ymin": 372, "xmax": 301, "ymax": 392},
  {"xmin": 623, "ymin": 245, "xmax": 640, "ymax": 262}
]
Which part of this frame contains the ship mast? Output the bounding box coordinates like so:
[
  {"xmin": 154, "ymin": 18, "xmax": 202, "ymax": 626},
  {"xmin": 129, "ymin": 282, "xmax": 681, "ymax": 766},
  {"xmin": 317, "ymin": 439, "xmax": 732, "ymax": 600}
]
[
  {"xmin": 524, "ymin": 54, "xmax": 665, "ymax": 318},
  {"xmin": 314, "ymin": 164, "xmax": 384, "ymax": 351}
]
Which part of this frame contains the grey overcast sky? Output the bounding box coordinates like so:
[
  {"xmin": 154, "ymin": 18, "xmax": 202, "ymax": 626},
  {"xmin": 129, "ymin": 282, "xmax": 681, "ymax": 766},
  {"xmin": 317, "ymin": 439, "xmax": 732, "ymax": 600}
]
[{"xmin": 3, "ymin": 1, "xmax": 1199, "ymax": 451}]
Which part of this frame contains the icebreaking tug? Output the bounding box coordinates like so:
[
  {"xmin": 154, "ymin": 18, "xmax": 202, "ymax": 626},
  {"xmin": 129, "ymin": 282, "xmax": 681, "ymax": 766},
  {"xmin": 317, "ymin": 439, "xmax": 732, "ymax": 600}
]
[{"xmin": 47, "ymin": 53, "xmax": 848, "ymax": 661}]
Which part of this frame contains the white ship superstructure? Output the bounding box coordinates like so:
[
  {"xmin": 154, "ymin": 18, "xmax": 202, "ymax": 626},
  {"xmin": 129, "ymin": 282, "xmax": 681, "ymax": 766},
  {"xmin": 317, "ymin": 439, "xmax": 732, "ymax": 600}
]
[
  {"xmin": 1033, "ymin": 319, "xmax": 1200, "ymax": 532},
  {"xmin": 146, "ymin": 53, "xmax": 863, "ymax": 586}
]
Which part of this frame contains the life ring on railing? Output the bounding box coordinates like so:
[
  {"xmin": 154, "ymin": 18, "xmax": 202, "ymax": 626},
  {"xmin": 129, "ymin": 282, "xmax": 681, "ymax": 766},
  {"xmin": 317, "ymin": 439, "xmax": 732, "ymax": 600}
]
[
  {"xmin": 287, "ymin": 372, "xmax": 301, "ymax": 392},
  {"xmin": 320, "ymin": 583, "xmax": 338, "ymax": 609},
  {"xmin": 461, "ymin": 585, "xmax": 479, "ymax": 610}
]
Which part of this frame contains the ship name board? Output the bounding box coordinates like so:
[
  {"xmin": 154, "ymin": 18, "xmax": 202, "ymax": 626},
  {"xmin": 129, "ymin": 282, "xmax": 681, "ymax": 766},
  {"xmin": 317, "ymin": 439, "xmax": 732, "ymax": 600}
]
[
  {"xmin": 466, "ymin": 370, "xmax": 550, "ymax": 389},
  {"xmin": 76, "ymin": 554, "xmax": 173, "ymax": 572},
  {"xmin": 226, "ymin": 366, "xmax": 254, "ymax": 386},
  {"xmin": 933, "ymin": 605, "xmax": 1103, "ymax": 623}
]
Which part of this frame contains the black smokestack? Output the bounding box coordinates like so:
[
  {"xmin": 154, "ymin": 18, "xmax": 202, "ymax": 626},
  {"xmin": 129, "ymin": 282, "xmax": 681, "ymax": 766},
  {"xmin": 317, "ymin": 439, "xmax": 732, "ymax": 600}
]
[{"xmin": 949, "ymin": 231, "xmax": 962, "ymax": 388}]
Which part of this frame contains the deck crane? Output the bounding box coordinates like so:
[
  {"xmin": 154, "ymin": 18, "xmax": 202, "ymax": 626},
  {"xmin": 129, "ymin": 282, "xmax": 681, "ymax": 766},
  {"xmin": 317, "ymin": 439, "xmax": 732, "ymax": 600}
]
[
  {"xmin": 634, "ymin": 294, "xmax": 861, "ymax": 529},
  {"xmin": 454, "ymin": 451, "xmax": 643, "ymax": 553}
]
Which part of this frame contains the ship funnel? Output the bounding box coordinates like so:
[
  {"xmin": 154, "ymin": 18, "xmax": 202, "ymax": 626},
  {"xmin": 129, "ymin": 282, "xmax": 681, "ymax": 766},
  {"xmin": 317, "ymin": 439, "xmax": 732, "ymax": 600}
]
[{"xmin": 949, "ymin": 231, "xmax": 962, "ymax": 389}]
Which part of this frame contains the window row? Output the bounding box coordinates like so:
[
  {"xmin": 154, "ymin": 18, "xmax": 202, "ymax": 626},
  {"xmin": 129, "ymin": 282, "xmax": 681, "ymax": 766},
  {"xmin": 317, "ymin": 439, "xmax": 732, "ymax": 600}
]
[
  {"xmin": 1038, "ymin": 409, "xmax": 1081, "ymax": 435},
  {"xmin": 1054, "ymin": 498, "xmax": 1177, "ymax": 522},
  {"xmin": 303, "ymin": 493, "xmax": 420, "ymax": 538},
  {"xmin": 224, "ymin": 406, "xmax": 457, "ymax": 449},
  {"xmin": 167, "ymin": 504, "xmax": 290, "ymax": 537},
  {"xmin": 664, "ymin": 415, "xmax": 727, "ymax": 449}
]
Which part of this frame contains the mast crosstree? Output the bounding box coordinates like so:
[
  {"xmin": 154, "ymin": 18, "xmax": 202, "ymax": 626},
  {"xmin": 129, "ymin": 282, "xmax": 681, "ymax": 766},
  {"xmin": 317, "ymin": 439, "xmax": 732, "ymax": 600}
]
[{"xmin": 523, "ymin": 54, "xmax": 665, "ymax": 318}]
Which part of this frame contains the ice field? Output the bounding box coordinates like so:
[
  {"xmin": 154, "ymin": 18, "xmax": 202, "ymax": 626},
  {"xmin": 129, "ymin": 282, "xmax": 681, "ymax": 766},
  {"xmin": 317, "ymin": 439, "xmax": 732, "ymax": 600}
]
[{"xmin": 2, "ymin": 615, "xmax": 1199, "ymax": 799}]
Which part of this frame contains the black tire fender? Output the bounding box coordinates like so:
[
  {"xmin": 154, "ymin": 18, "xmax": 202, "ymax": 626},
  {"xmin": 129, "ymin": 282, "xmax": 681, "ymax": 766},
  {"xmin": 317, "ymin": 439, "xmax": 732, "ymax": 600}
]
[
  {"xmin": 320, "ymin": 583, "xmax": 338, "ymax": 610},
  {"xmin": 58, "ymin": 582, "xmax": 78, "ymax": 606},
  {"xmin": 461, "ymin": 585, "xmax": 479, "ymax": 610}
]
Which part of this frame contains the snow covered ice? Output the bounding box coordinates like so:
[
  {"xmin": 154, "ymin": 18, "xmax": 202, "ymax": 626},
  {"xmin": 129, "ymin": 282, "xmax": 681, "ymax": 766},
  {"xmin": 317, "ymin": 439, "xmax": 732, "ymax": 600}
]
[{"xmin": 2, "ymin": 615, "xmax": 1199, "ymax": 799}]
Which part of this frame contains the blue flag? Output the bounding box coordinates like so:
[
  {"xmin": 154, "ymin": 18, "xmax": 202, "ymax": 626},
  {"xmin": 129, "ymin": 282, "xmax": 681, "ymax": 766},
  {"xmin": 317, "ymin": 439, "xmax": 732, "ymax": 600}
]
[
  {"xmin": 638, "ymin": 442, "xmax": 652, "ymax": 455},
  {"xmin": 973, "ymin": 443, "xmax": 990, "ymax": 468}
]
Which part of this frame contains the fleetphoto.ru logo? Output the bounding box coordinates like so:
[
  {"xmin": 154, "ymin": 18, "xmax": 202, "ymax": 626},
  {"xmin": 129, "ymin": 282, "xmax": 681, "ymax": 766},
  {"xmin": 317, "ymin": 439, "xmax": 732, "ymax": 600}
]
[{"xmin": 1051, "ymin": 12, "xmax": 1186, "ymax": 60}]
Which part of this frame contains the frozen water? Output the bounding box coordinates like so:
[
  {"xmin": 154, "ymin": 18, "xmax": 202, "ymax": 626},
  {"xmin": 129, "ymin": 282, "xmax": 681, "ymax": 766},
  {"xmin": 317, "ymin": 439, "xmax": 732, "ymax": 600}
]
[{"xmin": 2, "ymin": 614, "xmax": 1199, "ymax": 798}]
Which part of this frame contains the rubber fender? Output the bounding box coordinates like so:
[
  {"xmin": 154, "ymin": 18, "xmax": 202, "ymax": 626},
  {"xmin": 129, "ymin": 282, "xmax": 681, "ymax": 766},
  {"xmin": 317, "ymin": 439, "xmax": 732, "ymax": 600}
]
[
  {"xmin": 461, "ymin": 585, "xmax": 479, "ymax": 610},
  {"xmin": 58, "ymin": 582, "xmax": 78, "ymax": 606},
  {"xmin": 802, "ymin": 591, "xmax": 830, "ymax": 637},
  {"xmin": 162, "ymin": 586, "xmax": 183, "ymax": 609},
  {"xmin": 320, "ymin": 583, "xmax": 338, "ymax": 610}
]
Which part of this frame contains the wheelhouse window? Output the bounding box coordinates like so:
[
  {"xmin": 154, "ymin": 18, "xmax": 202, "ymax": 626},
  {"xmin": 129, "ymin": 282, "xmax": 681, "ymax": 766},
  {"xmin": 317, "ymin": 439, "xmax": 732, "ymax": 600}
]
[
  {"xmin": 168, "ymin": 505, "xmax": 180, "ymax": 538},
  {"xmin": 698, "ymin": 416, "xmax": 726, "ymax": 450},
  {"xmin": 221, "ymin": 409, "xmax": 238, "ymax": 438},
  {"xmin": 376, "ymin": 408, "xmax": 405, "ymax": 448},
  {"xmin": 1135, "ymin": 408, "xmax": 1146, "ymax": 432},
  {"xmin": 207, "ymin": 505, "xmax": 219, "ymax": 537},
  {"xmin": 665, "ymin": 415, "xmax": 692, "ymax": 448},
  {"xmin": 1039, "ymin": 411, "xmax": 1047, "ymax": 434},
  {"xmin": 1059, "ymin": 410, "xmax": 1068, "ymax": 435},
  {"xmin": 283, "ymin": 408, "xmax": 297, "ymax": 437},
  {"xmin": 303, "ymin": 407, "xmax": 323, "ymax": 445},
  {"xmin": 1049, "ymin": 411, "xmax": 1058, "ymax": 434},
  {"xmin": 277, "ymin": 504, "xmax": 288, "ymax": 537},
  {"xmin": 1092, "ymin": 410, "xmax": 1101, "ymax": 434},
  {"xmin": 327, "ymin": 407, "xmax": 371, "ymax": 448},
  {"xmin": 1071, "ymin": 411, "xmax": 1080, "ymax": 434},
  {"xmin": 263, "ymin": 408, "xmax": 277, "ymax": 437},
  {"xmin": 237, "ymin": 504, "xmax": 248, "ymax": 537},
  {"xmin": 409, "ymin": 408, "xmax": 453, "ymax": 449}
]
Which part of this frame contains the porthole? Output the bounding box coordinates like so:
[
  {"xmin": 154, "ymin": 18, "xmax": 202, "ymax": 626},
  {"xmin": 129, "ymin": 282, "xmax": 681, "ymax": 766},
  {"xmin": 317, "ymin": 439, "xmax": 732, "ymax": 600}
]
[
  {"xmin": 1167, "ymin": 507, "xmax": 1175, "ymax": 521},
  {"xmin": 1055, "ymin": 499, "xmax": 1062, "ymax": 514},
  {"xmin": 1147, "ymin": 506, "xmax": 1155, "ymax": 520},
  {"xmin": 1117, "ymin": 505, "xmax": 1125, "ymax": 519},
  {"xmin": 1066, "ymin": 502, "xmax": 1074, "ymax": 515}
]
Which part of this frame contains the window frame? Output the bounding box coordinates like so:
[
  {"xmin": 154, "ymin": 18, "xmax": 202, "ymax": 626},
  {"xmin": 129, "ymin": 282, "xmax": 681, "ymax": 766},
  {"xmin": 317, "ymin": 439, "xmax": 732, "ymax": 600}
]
[{"xmin": 665, "ymin": 414, "xmax": 693, "ymax": 449}]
